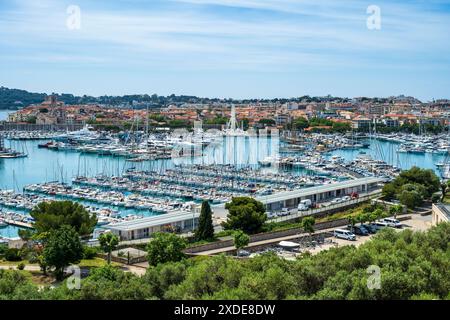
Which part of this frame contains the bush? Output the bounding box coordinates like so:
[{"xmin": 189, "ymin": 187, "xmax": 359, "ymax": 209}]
[
  {"xmin": 4, "ymin": 248, "xmax": 22, "ymax": 262},
  {"xmin": 83, "ymin": 246, "xmax": 98, "ymax": 260},
  {"xmin": 25, "ymin": 251, "xmax": 39, "ymax": 264},
  {"xmin": 17, "ymin": 262, "xmax": 25, "ymax": 270},
  {"xmin": 431, "ymin": 194, "xmax": 441, "ymax": 203},
  {"xmin": 0, "ymin": 244, "xmax": 7, "ymax": 256}
]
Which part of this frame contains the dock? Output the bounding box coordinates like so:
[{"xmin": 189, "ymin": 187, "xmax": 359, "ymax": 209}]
[{"xmin": 2, "ymin": 219, "xmax": 33, "ymax": 229}]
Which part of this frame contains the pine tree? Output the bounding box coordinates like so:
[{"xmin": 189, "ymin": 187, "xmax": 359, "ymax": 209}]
[{"xmin": 195, "ymin": 201, "xmax": 215, "ymax": 241}]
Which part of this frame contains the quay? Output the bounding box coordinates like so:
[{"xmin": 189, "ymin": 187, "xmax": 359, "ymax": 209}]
[
  {"xmin": 1, "ymin": 219, "xmax": 33, "ymax": 229},
  {"xmin": 104, "ymin": 210, "xmax": 200, "ymax": 240},
  {"xmin": 255, "ymin": 177, "xmax": 383, "ymax": 211},
  {"xmin": 212, "ymin": 177, "xmax": 384, "ymax": 218}
]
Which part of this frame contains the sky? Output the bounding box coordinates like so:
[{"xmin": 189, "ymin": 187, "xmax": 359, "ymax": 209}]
[{"xmin": 0, "ymin": 0, "xmax": 450, "ymax": 101}]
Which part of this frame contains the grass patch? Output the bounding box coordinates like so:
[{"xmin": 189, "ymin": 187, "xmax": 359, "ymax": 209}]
[
  {"xmin": 262, "ymin": 202, "xmax": 378, "ymax": 232},
  {"xmin": 444, "ymin": 196, "xmax": 450, "ymax": 205},
  {"xmin": 0, "ymin": 259, "xmax": 38, "ymax": 266},
  {"xmin": 78, "ymin": 258, "xmax": 119, "ymax": 268}
]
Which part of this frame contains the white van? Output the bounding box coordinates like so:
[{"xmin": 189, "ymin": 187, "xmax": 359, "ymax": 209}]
[
  {"xmin": 298, "ymin": 199, "xmax": 312, "ymax": 211},
  {"xmin": 334, "ymin": 229, "xmax": 356, "ymax": 241},
  {"xmin": 380, "ymin": 218, "xmax": 402, "ymax": 228}
]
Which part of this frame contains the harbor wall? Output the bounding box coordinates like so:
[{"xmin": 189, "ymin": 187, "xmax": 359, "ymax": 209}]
[
  {"xmin": 184, "ymin": 218, "xmax": 351, "ymax": 254},
  {"xmin": 0, "ymin": 123, "xmax": 84, "ymax": 132},
  {"xmin": 185, "ymin": 215, "xmax": 412, "ymax": 255}
]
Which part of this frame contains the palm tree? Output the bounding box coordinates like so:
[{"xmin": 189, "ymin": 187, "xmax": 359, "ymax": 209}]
[{"xmin": 99, "ymin": 232, "xmax": 119, "ymax": 264}]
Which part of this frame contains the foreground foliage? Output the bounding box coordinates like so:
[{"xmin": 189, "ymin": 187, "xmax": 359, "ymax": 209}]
[{"xmin": 0, "ymin": 223, "xmax": 449, "ymax": 300}]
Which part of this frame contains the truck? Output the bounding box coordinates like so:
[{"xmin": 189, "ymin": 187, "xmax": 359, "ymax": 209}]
[{"xmin": 298, "ymin": 199, "xmax": 312, "ymax": 211}]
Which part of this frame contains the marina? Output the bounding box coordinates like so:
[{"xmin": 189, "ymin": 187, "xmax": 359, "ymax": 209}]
[{"xmin": 0, "ymin": 125, "xmax": 448, "ymax": 238}]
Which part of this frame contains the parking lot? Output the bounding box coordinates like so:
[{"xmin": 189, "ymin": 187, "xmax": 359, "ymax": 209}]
[{"xmin": 250, "ymin": 214, "xmax": 433, "ymax": 260}]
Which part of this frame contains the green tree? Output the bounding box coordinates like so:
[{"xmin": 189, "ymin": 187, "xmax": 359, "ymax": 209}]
[
  {"xmin": 18, "ymin": 229, "xmax": 35, "ymax": 242},
  {"xmin": 389, "ymin": 204, "xmax": 404, "ymax": 219},
  {"xmin": 301, "ymin": 216, "xmax": 316, "ymax": 235},
  {"xmin": 146, "ymin": 233, "xmax": 187, "ymax": 266},
  {"xmin": 347, "ymin": 215, "xmax": 357, "ymax": 232},
  {"xmin": 258, "ymin": 118, "xmax": 276, "ymax": 127},
  {"xmin": 357, "ymin": 213, "xmax": 368, "ymax": 226},
  {"xmin": 43, "ymin": 226, "xmax": 83, "ymax": 280},
  {"xmin": 382, "ymin": 167, "xmax": 440, "ymax": 202},
  {"xmin": 195, "ymin": 201, "xmax": 215, "ymax": 241},
  {"xmin": 99, "ymin": 232, "xmax": 119, "ymax": 264},
  {"xmin": 233, "ymin": 230, "xmax": 250, "ymax": 251},
  {"xmin": 223, "ymin": 197, "xmax": 267, "ymax": 234},
  {"xmin": 398, "ymin": 189, "xmax": 423, "ymax": 209},
  {"xmin": 440, "ymin": 181, "xmax": 450, "ymax": 202},
  {"xmin": 292, "ymin": 117, "xmax": 309, "ymax": 130},
  {"xmin": 30, "ymin": 201, "xmax": 97, "ymax": 236}
]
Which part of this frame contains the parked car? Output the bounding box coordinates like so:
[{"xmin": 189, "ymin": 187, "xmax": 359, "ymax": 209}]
[
  {"xmin": 362, "ymin": 224, "xmax": 378, "ymax": 234},
  {"xmin": 380, "ymin": 218, "xmax": 402, "ymax": 228},
  {"xmin": 267, "ymin": 211, "xmax": 278, "ymax": 219},
  {"xmin": 341, "ymin": 196, "xmax": 351, "ymax": 202},
  {"xmin": 348, "ymin": 225, "xmax": 369, "ymax": 236},
  {"xmin": 374, "ymin": 221, "xmax": 389, "ymax": 228},
  {"xmin": 237, "ymin": 249, "xmax": 251, "ymax": 257},
  {"xmin": 334, "ymin": 229, "xmax": 356, "ymax": 241},
  {"xmin": 280, "ymin": 207, "xmax": 296, "ymax": 216},
  {"xmin": 330, "ymin": 198, "xmax": 342, "ymax": 204}
]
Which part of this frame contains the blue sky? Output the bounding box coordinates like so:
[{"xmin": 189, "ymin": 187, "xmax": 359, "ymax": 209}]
[{"xmin": 1, "ymin": 0, "xmax": 450, "ymax": 101}]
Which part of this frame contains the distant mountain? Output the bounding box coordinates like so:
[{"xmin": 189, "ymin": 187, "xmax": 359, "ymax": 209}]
[
  {"xmin": 0, "ymin": 86, "xmax": 225, "ymax": 109},
  {"xmin": 1, "ymin": 86, "xmax": 423, "ymax": 110}
]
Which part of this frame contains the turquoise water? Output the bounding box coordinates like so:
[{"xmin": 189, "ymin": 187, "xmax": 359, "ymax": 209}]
[
  {"xmin": 0, "ymin": 131, "xmax": 445, "ymax": 238},
  {"xmin": 0, "ymin": 225, "xmax": 23, "ymax": 239},
  {"xmin": 326, "ymin": 138, "xmax": 446, "ymax": 172}
]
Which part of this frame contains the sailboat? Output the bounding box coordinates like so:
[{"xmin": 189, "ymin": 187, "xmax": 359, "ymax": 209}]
[
  {"xmin": 0, "ymin": 133, "xmax": 27, "ymax": 158},
  {"xmin": 223, "ymin": 104, "xmax": 248, "ymax": 136}
]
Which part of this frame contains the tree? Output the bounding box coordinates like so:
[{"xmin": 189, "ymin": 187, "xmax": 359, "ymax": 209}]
[
  {"xmin": 99, "ymin": 232, "xmax": 119, "ymax": 264},
  {"xmin": 195, "ymin": 201, "xmax": 215, "ymax": 241},
  {"xmin": 357, "ymin": 213, "xmax": 368, "ymax": 226},
  {"xmin": 301, "ymin": 216, "xmax": 316, "ymax": 235},
  {"xmin": 347, "ymin": 216, "xmax": 357, "ymax": 232},
  {"xmin": 440, "ymin": 181, "xmax": 450, "ymax": 202},
  {"xmin": 382, "ymin": 167, "xmax": 440, "ymax": 202},
  {"xmin": 292, "ymin": 117, "xmax": 309, "ymax": 131},
  {"xmin": 233, "ymin": 230, "xmax": 250, "ymax": 251},
  {"xmin": 223, "ymin": 197, "xmax": 267, "ymax": 234},
  {"xmin": 30, "ymin": 201, "xmax": 97, "ymax": 236},
  {"xmin": 372, "ymin": 208, "xmax": 387, "ymax": 222},
  {"xmin": 389, "ymin": 204, "xmax": 404, "ymax": 219},
  {"xmin": 146, "ymin": 233, "xmax": 187, "ymax": 266},
  {"xmin": 18, "ymin": 229, "xmax": 35, "ymax": 242},
  {"xmin": 43, "ymin": 226, "xmax": 83, "ymax": 280},
  {"xmin": 398, "ymin": 190, "xmax": 423, "ymax": 209},
  {"xmin": 258, "ymin": 119, "xmax": 276, "ymax": 127}
]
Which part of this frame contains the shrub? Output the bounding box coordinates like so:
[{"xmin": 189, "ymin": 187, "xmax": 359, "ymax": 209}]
[
  {"xmin": 17, "ymin": 262, "xmax": 25, "ymax": 270},
  {"xmin": 5, "ymin": 248, "xmax": 22, "ymax": 262},
  {"xmin": 83, "ymin": 246, "xmax": 98, "ymax": 260}
]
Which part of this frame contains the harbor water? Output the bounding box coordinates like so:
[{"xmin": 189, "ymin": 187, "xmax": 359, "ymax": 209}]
[
  {"xmin": 0, "ymin": 110, "xmax": 11, "ymax": 121},
  {"xmin": 0, "ymin": 127, "xmax": 446, "ymax": 238}
]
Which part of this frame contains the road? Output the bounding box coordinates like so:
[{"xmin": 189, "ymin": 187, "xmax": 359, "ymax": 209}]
[{"xmin": 193, "ymin": 214, "xmax": 432, "ymax": 256}]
